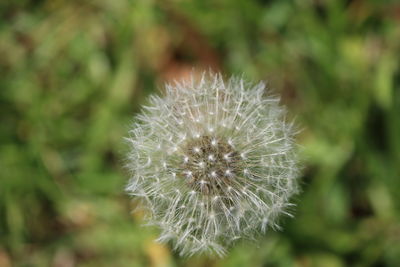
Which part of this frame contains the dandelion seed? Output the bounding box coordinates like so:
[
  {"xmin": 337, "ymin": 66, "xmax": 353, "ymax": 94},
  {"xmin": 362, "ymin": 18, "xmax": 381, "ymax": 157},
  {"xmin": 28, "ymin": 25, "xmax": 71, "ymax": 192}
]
[{"xmin": 125, "ymin": 72, "xmax": 300, "ymax": 257}]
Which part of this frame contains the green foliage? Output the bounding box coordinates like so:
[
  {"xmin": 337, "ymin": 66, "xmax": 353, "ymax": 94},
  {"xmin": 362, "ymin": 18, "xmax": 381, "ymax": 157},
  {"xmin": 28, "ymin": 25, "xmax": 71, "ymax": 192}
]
[{"xmin": 1, "ymin": 0, "xmax": 399, "ymax": 266}]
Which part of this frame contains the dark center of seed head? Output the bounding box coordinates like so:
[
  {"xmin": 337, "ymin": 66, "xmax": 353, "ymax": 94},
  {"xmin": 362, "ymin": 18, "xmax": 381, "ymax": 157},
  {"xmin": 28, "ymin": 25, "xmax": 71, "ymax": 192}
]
[{"xmin": 180, "ymin": 135, "xmax": 242, "ymax": 195}]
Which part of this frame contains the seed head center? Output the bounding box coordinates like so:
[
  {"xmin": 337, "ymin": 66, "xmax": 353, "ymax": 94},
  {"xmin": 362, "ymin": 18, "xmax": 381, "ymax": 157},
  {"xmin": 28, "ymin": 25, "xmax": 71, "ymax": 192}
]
[{"xmin": 180, "ymin": 135, "xmax": 241, "ymax": 195}]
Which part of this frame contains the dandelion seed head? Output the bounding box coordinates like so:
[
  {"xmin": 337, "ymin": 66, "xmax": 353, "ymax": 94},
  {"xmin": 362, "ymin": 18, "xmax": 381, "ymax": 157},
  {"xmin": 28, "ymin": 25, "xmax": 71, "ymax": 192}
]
[{"xmin": 126, "ymin": 72, "xmax": 300, "ymax": 257}]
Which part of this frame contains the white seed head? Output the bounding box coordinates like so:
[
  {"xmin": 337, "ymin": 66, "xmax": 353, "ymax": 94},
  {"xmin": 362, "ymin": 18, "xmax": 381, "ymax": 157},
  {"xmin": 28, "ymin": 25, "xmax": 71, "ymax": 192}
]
[{"xmin": 125, "ymin": 72, "xmax": 300, "ymax": 257}]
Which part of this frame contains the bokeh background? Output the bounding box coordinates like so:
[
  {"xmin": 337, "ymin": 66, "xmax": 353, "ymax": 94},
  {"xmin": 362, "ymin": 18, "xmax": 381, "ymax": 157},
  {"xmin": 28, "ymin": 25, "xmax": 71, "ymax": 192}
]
[{"xmin": 1, "ymin": 0, "xmax": 400, "ymax": 266}]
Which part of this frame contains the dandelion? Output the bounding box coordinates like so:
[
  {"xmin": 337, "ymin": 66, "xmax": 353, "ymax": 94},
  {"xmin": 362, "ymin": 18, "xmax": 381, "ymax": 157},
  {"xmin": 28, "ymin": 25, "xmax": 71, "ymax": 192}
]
[{"xmin": 125, "ymin": 72, "xmax": 300, "ymax": 257}]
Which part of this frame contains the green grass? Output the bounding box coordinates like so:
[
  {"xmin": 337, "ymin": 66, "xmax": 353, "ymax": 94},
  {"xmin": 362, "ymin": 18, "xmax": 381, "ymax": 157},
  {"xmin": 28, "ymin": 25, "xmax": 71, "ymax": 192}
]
[{"xmin": 1, "ymin": 0, "xmax": 399, "ymax": 266}]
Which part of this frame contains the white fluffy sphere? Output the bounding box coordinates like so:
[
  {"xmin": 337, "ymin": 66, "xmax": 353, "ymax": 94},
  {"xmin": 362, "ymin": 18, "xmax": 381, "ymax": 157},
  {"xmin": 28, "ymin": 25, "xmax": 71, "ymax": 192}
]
[{"xmin": 126, "ymin": 72, "xmax": 300, "ymax": 257}]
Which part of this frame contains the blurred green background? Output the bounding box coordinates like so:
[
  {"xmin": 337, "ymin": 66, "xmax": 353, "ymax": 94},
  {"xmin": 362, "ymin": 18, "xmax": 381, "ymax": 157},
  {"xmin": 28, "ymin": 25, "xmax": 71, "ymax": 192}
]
[{"xmin": 1, "ymin": 0, "xmax": 400, "ymax": 266}]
